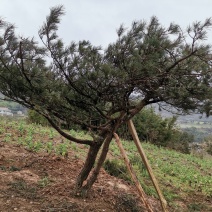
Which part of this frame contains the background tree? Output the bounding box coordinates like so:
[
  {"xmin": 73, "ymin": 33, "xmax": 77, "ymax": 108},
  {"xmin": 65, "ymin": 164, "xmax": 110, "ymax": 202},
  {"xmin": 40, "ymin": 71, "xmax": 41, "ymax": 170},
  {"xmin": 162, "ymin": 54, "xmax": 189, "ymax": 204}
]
[
  {"xmin": 132, "ymin": 108, "xmax": 177, "ymax": 144},
  {"xmin": 0, "ymin": 6, "xmax": 211, "ymax": 195},
  {"xmin": 118, "ymin": 108, "xmax": 193, "ymax": 153},
  {"xmin": 27, "ymin": 110, "xmax": 50, "ymax": 126}
]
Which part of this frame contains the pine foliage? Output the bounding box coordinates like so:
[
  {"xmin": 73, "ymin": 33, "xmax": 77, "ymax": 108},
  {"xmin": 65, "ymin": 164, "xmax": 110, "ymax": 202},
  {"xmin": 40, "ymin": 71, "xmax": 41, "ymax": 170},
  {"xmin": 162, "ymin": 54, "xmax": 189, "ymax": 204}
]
[{"xmin": 0, "ymin": 5, "xmax": 211, "ymax": 144}]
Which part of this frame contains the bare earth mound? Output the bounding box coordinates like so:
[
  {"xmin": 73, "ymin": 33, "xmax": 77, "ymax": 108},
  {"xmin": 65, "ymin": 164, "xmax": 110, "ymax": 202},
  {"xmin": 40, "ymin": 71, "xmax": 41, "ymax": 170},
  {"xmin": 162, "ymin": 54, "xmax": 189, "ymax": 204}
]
[{"xmin": 0, "ymin": 142, "xmax": 161, "ymax": 212}]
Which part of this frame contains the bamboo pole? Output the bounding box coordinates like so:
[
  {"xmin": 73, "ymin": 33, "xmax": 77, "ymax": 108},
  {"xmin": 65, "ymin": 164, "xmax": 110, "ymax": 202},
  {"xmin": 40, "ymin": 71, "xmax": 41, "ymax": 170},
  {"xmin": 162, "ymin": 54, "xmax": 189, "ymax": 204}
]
[
  {"xmin": 114, "ymin": 133, "xmax": 154, "ymax": 212},
  {"xmin": 128, "ymin": 119, "xmax": 168, "ymax": 212}
]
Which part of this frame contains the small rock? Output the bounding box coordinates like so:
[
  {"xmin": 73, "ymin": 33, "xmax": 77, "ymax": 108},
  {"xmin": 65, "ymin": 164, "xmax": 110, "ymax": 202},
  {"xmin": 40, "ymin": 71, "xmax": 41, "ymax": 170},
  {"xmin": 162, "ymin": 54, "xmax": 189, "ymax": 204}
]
[{"xmin": 0, "ymin": 154, "xmax": 5, "ymax": 160}]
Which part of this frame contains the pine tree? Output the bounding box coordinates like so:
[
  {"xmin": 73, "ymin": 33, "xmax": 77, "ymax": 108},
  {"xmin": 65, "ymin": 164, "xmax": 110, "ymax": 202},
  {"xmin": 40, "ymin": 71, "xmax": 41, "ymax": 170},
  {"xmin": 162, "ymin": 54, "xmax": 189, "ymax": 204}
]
[{"xmin": 0, "ymin": 6, "xmax": 211, "ymax": 195}]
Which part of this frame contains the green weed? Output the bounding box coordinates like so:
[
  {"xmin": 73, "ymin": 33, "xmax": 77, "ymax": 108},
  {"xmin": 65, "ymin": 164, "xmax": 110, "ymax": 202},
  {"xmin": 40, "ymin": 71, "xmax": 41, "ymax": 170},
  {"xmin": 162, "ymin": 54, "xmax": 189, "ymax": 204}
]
[
  {"xmin": 56, "ymin": 142, "xmax": 69, "ymax": 156},
  {"xmin": 38, "ymin": 177, "xmax": 51, "ymax": 187},
  {"xmin": 103, "ymin": 159, "xmax": 132, "ymax": 183},
  {"xmin": 46, "ymin": 141, "xmax": 54, "ymax": 153},
  {"xmin": 9, "ymin": 180, "xmax": 38, "ymax": 199},
  {"xmin": 70, "ymin": 129, "xmax": 77, "ymax": 137}
]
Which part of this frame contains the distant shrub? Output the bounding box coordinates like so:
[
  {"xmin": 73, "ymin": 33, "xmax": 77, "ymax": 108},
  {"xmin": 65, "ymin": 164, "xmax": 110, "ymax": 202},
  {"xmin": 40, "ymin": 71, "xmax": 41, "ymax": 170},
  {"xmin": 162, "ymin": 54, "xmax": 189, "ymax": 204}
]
[
  {"xmin": 207, "ymin": 144, "xmax": 212, "ymax": 155},
  {"xmin": 103, "ymin": 159, "xmax": 131, "ymax": 182},
  {"xmin": 115, "ymin": 193, "xmax": 144, "ymax": 212},
  {"xmin": 27, "ymin": 110, "xmax": 49, "ymax": 126},
  {"xmin": 166, "ymin": 130, "xmax": 192, "ymax": 154},
  {"xmin": 204, "ymin": 136, "xmax": 212, "ymax": 155}
]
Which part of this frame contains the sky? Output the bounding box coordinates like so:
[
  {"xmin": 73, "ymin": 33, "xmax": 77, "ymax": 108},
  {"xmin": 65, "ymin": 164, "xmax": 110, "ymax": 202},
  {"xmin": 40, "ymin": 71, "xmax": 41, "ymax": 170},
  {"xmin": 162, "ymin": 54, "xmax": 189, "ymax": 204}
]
[{"xmin": 0, "ymin": 0, "xmax": 212, "ymax": 49}]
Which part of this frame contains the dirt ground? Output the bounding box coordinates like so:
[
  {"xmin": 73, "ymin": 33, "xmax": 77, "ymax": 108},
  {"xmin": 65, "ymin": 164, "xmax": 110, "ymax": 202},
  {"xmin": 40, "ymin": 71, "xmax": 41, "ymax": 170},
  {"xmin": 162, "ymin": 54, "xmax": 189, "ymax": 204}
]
[{"xmin": 0, "ymin": 142, "xmax": 162, "ymax": 212}]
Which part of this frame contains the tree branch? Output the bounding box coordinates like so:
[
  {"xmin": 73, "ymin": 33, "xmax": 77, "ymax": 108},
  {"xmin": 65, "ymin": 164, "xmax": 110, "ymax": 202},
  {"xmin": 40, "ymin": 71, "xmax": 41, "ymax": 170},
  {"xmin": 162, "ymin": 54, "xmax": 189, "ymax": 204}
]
[{"xmin": 44, "ymin": 114, "xmax": 94, "ymax": 146}]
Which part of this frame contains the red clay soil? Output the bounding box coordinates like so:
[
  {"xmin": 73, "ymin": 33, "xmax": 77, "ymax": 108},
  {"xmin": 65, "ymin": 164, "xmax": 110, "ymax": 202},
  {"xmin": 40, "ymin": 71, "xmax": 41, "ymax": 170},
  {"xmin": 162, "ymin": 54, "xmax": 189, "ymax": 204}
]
[{"xmin": 0, "ymin": 142, "xmax": 162, "ymax": 212}]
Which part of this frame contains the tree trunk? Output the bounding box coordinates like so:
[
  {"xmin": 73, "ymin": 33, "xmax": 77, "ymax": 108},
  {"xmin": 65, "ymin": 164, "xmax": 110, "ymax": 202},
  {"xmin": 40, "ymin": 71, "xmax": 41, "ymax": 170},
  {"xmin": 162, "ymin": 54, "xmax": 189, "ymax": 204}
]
[
  {"xmin": 75, "ymin": 142, "xmax": 102, "ymax": 195},
  {"xmin": 75, "ymin": 120, "xmax": 122, "ymax": 196},
  {"xmin": 81, "ymin": 133, "xmax": 113, "ymax": 196}
]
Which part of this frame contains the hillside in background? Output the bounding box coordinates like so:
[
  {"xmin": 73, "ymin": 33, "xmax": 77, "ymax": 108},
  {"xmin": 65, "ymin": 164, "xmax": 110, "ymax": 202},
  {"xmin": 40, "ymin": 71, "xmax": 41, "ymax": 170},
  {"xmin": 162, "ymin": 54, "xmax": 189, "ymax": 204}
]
[
  {"xmin": 0, "ymin": 94, "xmax": 26, "ymax": 114},
  {"xmin": 152, "ymin": 105, "xmax": 212, "ymax": 142},
  {"xmin": 152, "ymin": 104, "xmax": 212, "ymax": 123}
]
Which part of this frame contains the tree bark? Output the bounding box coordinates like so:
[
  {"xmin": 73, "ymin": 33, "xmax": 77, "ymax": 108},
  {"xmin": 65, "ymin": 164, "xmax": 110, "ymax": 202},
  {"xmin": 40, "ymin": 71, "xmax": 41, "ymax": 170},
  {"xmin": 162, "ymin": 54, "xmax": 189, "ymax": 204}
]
[
  {"xmin": 81, "ymin": 133, "xmax": 113, "ymax": 195},
  {"xmin": 75, "ymin": 142, "xmax": 102, "ymax": 195},
  {"xmin": 74, "ymin": 120, "xmax": 122, "ymax": 196}
]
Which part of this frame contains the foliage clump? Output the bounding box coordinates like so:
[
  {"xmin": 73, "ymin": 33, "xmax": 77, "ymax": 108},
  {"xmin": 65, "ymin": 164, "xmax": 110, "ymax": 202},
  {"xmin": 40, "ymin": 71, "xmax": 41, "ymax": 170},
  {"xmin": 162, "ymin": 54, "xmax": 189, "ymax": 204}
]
[
  {"xmin": 204, "ymin": 136, "xmax": 212, "ymax": 155},
  {"xmin": 103, "ymin": 159, "xmax": 131, "ymax": 182},
  {"xmin": 27, "ymin": 110, "xmax": 49, "ymax": 126}
]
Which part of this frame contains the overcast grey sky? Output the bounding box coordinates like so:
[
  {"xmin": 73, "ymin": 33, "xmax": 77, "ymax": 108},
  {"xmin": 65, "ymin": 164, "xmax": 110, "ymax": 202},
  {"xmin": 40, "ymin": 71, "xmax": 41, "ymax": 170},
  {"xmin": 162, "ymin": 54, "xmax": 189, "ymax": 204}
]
[{"xmin": 0, "ymin": 0, "xmax": 212, "ymax": 48}]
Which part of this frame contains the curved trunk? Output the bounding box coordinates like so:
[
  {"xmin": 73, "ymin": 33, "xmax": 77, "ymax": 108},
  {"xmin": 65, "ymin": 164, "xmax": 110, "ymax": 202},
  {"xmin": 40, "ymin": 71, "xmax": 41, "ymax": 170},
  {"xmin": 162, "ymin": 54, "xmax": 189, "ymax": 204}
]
[
  {"xmin": 74, "ymin": 120, "xmax": 122, "ymax": 196},
  {"xmin": 81, "ymin": 133, "xmax": 113, "ymax": 196},
  {"xmin": 75, "ymin": 142, "xmax": 102, "ymax": 195}
]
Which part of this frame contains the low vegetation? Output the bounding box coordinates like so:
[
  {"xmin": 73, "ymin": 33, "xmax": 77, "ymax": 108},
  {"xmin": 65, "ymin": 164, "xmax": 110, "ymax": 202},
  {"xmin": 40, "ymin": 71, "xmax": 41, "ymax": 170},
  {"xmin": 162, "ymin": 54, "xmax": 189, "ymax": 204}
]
[
  {"xmin": 0, "ymin": 117, "xmax": 211, "ymax": 211},
  {"xmin": 29, "ymin": 107, "xmax": 193, "ymax": 154}
]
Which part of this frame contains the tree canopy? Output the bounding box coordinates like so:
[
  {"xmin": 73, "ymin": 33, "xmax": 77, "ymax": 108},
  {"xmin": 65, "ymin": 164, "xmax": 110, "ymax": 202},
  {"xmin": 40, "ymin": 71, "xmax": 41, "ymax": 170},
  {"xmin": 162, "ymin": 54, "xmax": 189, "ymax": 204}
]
[{"xmin": 0, "ymin": 5, "xmax": 211, "ymax": 194}]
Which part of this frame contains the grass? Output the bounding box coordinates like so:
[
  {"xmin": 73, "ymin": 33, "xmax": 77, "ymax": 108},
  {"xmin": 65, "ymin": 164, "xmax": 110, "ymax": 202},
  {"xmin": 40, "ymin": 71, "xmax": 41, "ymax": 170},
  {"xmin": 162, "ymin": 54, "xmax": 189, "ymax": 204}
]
[
  {"xmin": 9, "ymin": 180, "xmax": 38, "ymax": 199},
  {"xmin": 38, "ymin": 177, "xmax": 51, "ymax": 188},
  {"xmin": 121, "ymin": 141, "xmax": 212, "ymax": 198},
  {"xmin": 0, "ymin": 117, "xmax": 212, "ymax": 211},
  {"xmin": 0, "ymin": 118, "xmax": 85, "ymax": 156}
]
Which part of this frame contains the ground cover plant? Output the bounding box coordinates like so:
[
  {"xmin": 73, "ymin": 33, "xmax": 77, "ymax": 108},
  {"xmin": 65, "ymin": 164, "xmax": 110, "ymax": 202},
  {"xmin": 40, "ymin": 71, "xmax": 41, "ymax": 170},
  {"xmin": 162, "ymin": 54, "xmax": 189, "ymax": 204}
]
[
  {"xmin": 0, "ymin": 117, "xmax": 211, "ymax": 211},
  {"xmin": 0, "ymin": 5, "xmax": 211, "ymax": 197}
]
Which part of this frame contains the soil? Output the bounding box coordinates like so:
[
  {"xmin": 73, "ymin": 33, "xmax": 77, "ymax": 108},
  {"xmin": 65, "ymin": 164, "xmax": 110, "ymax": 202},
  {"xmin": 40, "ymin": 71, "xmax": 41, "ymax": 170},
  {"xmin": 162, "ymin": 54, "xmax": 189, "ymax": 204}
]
[{"xmin": 0, "ymin": 142, "xmax": 162, "ymax": 212}]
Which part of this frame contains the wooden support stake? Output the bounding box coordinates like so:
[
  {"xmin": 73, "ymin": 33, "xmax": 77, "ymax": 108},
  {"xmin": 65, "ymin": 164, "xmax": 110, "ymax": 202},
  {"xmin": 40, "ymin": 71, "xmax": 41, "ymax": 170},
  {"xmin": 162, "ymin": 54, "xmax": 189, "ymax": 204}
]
[
  {"xmin": 114, "ymin": 133, "xmax": 153, "ymax": 212},
  {"xmin": 128, "ymin": 119, "xmax": 168, "ymax": 212}
]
